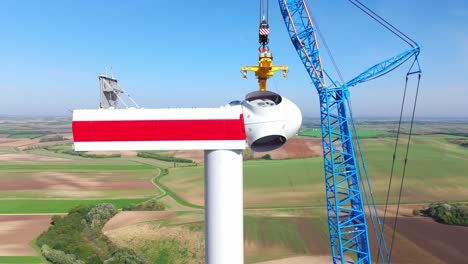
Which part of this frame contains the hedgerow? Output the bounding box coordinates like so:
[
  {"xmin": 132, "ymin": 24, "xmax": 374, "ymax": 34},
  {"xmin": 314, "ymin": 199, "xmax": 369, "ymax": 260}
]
[
  {"xmin": 419, "ymin": 203, "xmax": 468, "ymax": 226},
  {"xmin": 37, "ymin": 203, "xmax": 141, "ymax": 264},
  {"xmin": 137, "ymin": 151, "xmax": 193, "ymax": 163}
]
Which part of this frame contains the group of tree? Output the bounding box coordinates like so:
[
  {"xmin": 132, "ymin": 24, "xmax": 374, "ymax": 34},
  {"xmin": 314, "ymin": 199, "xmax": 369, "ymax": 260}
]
[
  {"xmin": 137, "ymin": 151, "xmax": 193, "ymax": 163},
  {"xmin": 37, "ymin": 203, "xmax": 146, "ymax": 264},
  {"xmin": 44, "ymin": 146, "xmax": 121, "ymax": 159},
  {"xmin": 242, "ymin": 148, "xmax": 272, "ymax": 161},
  {"xmin": 39, "ymin": 135, "xmax": 65, "ymax": 142},
  {"xmin": 123, "ymin": 198, "xmax": 165, "ymax": 211},
  {"xmin": 414, "ymin": 202, "xmax": 468, "ymax": 226}
]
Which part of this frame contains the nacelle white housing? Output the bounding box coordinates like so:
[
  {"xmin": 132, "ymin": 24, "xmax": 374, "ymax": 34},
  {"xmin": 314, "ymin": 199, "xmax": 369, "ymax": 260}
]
[
  {"xmin": 239, "ymin": 91, "xmax": 302, "ymax": 152},
  {"xmin": 72, "ymin": 91, "xmax": 301, "ymax": 153}
]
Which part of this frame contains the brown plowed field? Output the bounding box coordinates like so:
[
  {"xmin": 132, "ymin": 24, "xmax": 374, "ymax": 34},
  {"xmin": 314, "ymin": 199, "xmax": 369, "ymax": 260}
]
[
  {"xmin": 0, "ymin": 215, "xmax": 53, "ymax": 256},
  {"xmin": 0, "ymin": 138, "xmax": 16, "ymax": 144},
  {"xmin": 171, "ymin": 150, "xmax": 205, "ymax": 163},
  {"xmin": 169, "ymin": 138, "xmax": 322, "ymax": 163},
  {"xmin": 0, "ymin": 153, "xmax": 70, "ymax": 162},
  {"xmin": 0, "ymin": 138, "xmax": 41, "ymax": 147},
  {"xmin": 103, "ymin": 211, "xmax": 176, "ymax": 233},
  {"xmin": 386, "ymin": 217, "xmax": 468, "ymax": 264},
  {"xmin": 253, "ymin": 138, "xmax": 322, "ymax": 159}
]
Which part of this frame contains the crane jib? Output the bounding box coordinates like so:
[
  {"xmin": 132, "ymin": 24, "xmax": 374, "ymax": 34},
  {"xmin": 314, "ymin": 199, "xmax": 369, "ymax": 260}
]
[
  {"xmin": 345, "ymin": 46, "xmax": 420, "ymax": 88},
  {"xmin": 279, "ymin": 0, "xmax": 326, "ymax": 90}
]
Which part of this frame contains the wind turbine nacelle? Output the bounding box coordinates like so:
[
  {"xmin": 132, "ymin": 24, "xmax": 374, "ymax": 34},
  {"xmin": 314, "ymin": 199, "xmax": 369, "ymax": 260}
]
[
  {"xmin": 72, "ymin": 91, "xmax": 301, "ymax": 153},
  {"xmin": 239, "ymin": 91, "xmax": 302, "ymax": 152}
]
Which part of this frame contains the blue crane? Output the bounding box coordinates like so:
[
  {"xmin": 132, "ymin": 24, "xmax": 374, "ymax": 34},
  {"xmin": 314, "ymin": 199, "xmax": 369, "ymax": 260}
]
[{"xmin": 278, "ymin": 0, "xmax": 421, "ymax": 263}]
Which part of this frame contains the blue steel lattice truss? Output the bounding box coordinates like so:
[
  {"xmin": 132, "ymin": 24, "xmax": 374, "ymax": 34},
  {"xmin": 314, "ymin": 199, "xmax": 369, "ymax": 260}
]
[
  {"xmin": 320, "ymin": 88, "xmax": 371, "ymax": 263},
  {"xmin": 278, "ymin": 0, "xmax": 420, "ymax": 263}
]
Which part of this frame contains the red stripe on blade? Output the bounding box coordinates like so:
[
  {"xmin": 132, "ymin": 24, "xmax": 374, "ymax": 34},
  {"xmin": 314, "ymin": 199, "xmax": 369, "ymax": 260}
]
[{"xmin": 72, "ymin": 115, "xmax": 246, "ymax": 142}]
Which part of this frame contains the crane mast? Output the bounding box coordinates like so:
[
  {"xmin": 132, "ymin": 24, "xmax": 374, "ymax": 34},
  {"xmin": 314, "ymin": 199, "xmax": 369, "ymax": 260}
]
[{"xmin": 278, "ymin": 0, "xmax": 420, "ymax": 263}]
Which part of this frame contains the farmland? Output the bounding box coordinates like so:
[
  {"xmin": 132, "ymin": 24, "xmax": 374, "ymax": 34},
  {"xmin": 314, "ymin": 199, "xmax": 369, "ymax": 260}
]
[
  {"xmin": 0, "ymin": 199, "xmax": 149, "ymax": 214},
  {"xmin": 0, "ymin": 118, "xmax": 167, "ymax": 261},
  {"xmin": 0, "ymin": 117, "xmax": 467, "ymax": 263},
  {"xmin": 299, "ymin": 128, "xmax": 392, "ymax": 138},
  {"xmin": 8, "ymin": 133, "xmax": 44, "ymax": 139},
  {"xmin": 103, "ymin": 210, "xmax": 466, "ymax": 264},
  {"xmin": 161, "ymin": 134, "xmax": 468, "ymax": 208}
]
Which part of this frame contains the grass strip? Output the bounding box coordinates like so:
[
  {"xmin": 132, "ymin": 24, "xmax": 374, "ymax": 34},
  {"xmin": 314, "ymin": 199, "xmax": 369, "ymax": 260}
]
[
  {"xmin": 0, "ymin": 256, "xmax": 45, "ymax": 264},
  {"xmin": 0, "ymin": 199, "xmax": 149, "ymax": 214}
]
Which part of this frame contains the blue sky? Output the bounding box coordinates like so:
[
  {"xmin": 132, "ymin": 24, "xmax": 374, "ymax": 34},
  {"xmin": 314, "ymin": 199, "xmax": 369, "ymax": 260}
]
[{"xmin": 0, "ymin": 0, "xmax": 467, "ymax": 118}]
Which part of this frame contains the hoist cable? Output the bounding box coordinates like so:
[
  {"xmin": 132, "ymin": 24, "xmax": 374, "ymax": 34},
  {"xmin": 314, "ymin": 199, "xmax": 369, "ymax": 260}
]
[
  {"xmin": 388, "ymin": 73, "xmax": 421, "ymax": 261},
  {"xmin": 376, "ymin": 76, "xmax": 409, "ymax": 264},
  {"xmin": 377, "ymin": 54, "xmax": 421, "ymax": 262},
  {"xmin": 259, "ymin": 0, "xmax": 262, "ymax": 22},
  {"xmin": 267, "ymin": 0, "xmax": 269, "ymax": 22},
  {"xmin": 347, "ymin": 95, "xmax": 390, "ymax": 263},
  {"xmin": 307, "ymin": 5, "xmax": 345, "ymax": 85},
  {"xmin": 260, "ymin": 0, "xmax": 269, "ymax": 22}
]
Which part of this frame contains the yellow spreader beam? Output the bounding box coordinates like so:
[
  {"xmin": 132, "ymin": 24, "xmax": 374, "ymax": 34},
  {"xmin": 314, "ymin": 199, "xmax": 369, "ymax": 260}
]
[{"xmin": 242, "ymin": 48, "xmax": 288, "ymax": 91}]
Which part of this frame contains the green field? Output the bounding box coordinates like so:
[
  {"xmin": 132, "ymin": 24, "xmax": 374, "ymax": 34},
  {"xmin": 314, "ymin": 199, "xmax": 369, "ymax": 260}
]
[
  {"xmin": 162, "ymin": 157, "xmax": 326, "ymax": 207},
  {"xmin": 244, "ymin": 216, "xmax": 329, "ymax": 263},
  {"xmin": 0, "ymin": 147, "xmax": 18, "ymax": 153},
  {"xmin": 8, "ymin": 133, "xmax": 44, "ymax": 139},
  {"xmin": 0, "ymin": 198, "xmax": 149, "ymax": 214},
  {"xmin": 0, "ymin": 256, "xmax": 45, "ymax": 264},
  {"xmin": 0, "ymin": 154, "xmax": 161, "ymax": 212},
  {"xmin": 300, "ymin": 128, "xmax": 392, "ymax": 138},
  {"xmin": 161, "ymin": 135, "xmax": 468, "ymax": 207},
  {"xmin": 0, "ymin": 126, "xmax": 15, "ymax": 133}
]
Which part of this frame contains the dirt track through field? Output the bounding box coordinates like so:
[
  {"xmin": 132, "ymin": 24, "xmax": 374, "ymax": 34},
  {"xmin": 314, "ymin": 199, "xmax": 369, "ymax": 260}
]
[{"xmin": 0, "ymin": 215, "xmax": 53, "ymax": 256}]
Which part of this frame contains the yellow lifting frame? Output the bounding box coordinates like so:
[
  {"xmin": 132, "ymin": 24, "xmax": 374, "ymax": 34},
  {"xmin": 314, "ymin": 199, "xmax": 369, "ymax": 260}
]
[{"xmin": 241, "ymin": 48, "xmax": 288, "ymax": 92}]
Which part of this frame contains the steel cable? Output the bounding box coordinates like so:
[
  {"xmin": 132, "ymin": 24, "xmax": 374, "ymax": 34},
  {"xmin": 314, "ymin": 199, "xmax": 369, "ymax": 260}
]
[
  {"xmin": 348, "ymin": 0, "xmax": 417, "ymax": 48},
  {"xmin": 376, "ymin": 75, "xmax": 409, "ymax": 264},
  {"xmin": 388, "ymin": 73, "xmax": 421, "ymax": 260}
]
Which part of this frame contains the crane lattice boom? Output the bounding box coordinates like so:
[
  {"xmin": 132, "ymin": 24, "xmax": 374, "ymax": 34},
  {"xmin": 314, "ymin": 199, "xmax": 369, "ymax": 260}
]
[{"xmin": 279, "ymin": 0, "xmax": 421, "ymax": 263}]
